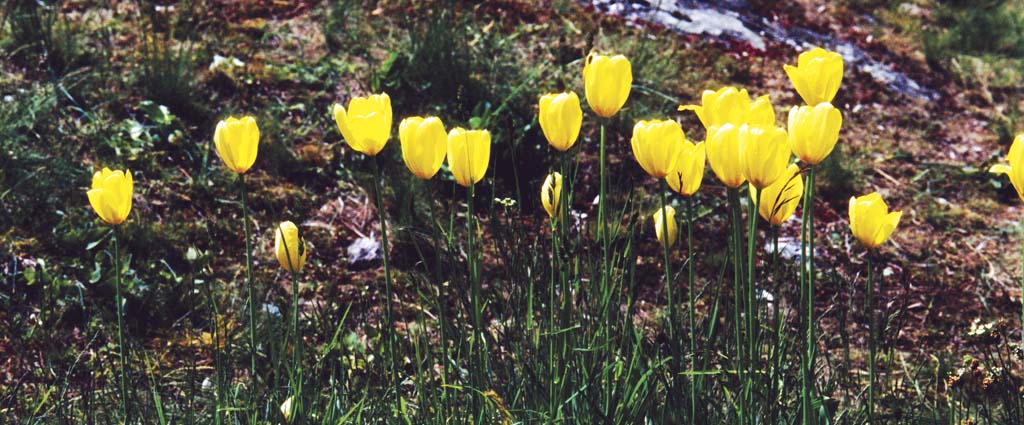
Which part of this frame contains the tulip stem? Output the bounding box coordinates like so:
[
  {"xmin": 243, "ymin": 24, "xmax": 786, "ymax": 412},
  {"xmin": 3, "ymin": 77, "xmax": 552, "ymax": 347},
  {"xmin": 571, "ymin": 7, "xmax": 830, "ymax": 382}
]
[
  {"xmin": 425, "ymin": 185, "xmax": 448, "ymax": 411},
  {"xmin": 239, "ymin": 174, "xmax": 258, "ymax": 416},
  {"xmin": 727, "ymin": 188, "xmax": 746, "ymax": 424},
  {"xmin": 598, "ymin": 122, "xmax": 613, "ymax": 415},
  {"xmin": 801, "ymin": 167, "xmax": 816, "ymax": 425},
  {"xmin": 748, "ymin": 186, "xmax": 761, "ymax": 410},
  {"xmin": 686, "ymin": 196, "xmax": 697, "ymax": 421},
  {"xmin": 112, "ymin": 227, "xmax": 129, "ymax": 423},
  {"xmin": 866, "ymin": 252, "xmax": 875, "ymax": 423},
  {"xmin": 659, "ymin": 186, "xmax": 676, "ymax": 341},
  {"xmin": 372, "ymin": 156, "xmax": 400, "ymax": 411}
]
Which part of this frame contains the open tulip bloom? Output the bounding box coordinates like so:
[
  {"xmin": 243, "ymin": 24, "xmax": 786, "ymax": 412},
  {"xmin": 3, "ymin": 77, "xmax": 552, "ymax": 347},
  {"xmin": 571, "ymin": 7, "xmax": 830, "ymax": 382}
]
[
  {"xmin": 679, "ymin": 87, "xmax": 775, "ymax": 131},
  {"xmin": 333, "ymin": 93, "xmax": 393, "ymax": 156},
  {"xmin": 784, "ymin": 47, "xmax": 844, "ymax": 106}
]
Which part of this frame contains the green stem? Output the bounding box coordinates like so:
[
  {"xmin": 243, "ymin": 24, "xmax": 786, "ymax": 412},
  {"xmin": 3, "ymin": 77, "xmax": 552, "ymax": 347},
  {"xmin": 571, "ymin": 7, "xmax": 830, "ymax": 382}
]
[
  {"xmin": 801, "ymin": 167, "xmax": 816, "ymax": 425},
  {"xmin": 372, "ymin": 156, "xmax": 399, "ymax": 409},
  {"xmin": 686, "ymin": 196, "xmax": 696, "ymax": 421},
  {"xmin": 548, "ymin": 219, "xmax": 558, "ymax": 420},
  {"xmin": 113, "ymin": 227, "xmax": 129, "ymax": 423},
  {"xmin": 867, "ymin": 253, "xmax": 875, "ymax": 423},
  {"xmin": 598, "ymin": 122, "xmax": 612, "ymax": 415},
  {"xmin": 727, "ymin": 188, "xmax": 746, "ymax": 424},
  {"xmin": 239, "ymin": 174, "xmax": 258, "ymax": 406},
  {"xmin": 747, "ymin": 186, "xmax": 760, "ymax": 406},
  {"xmin": 659, "ymin": 185, "xmax": 677, "ymax": 408}
]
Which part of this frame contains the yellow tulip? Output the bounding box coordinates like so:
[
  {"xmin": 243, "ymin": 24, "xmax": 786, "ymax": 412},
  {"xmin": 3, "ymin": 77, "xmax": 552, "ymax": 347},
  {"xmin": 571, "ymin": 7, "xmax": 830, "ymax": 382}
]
[
  {"xmin": 666, "ymin": 141, "xmax": 705, "ymax": 197},
  {"xmin": 784, "ymin": 47, "xmax": 844, "ymax": 106},
  {"xmin": 539, "ymin": 91, "xmax": 583, "ymax": 151},
  {"xmin": 740, "ymin": 124, "xmax": 790, "ymax": 189},
  {"xmin": 653, "ymin": 205, "xmax": 678, "ymax": 249},
  {"xmin": 280, "ymin": 396, "xmax": 294, "ymax": 422},
  {"xmin": 333, "ymin": 93, "xmax": 392, "ymax": 156},
  {"xmin": 788, "ymin": 102, "xmax": 842, "ymax": 165},
  {"xmin": 750, "ymin": 164, "xmax": 803, "ymax": 225},
  {"xmin": 849, "ymin": 192, "xmax": 902, "ymax": 249},
  {"xmin": 87, "ymin": 167, "xmax": 134, "ymax": 225},
  {"xmin": 679, "ymin": 88, "xmax": 775, "ymax": 130},
  {"xmin": 399, "ymin": 116, "xmax": 447, "ymax": 180},
  {"xmin": 447, "ymin": 127, "xmax": 491, "ymax": 187},
  {"xmin": 275, "ymin": 221, "xmax": 308, "ymax": 273},
  {"xmin": 630, "ymin": 119, "xmax": 685, "ymax": 178},
  {"xmin": 583, "ymin": 53, "xmax": 632, "ymax": 118},
  {"xmin": 540, "ymin": 172, "xmax": 563, "ymax": 219},
  {"xmin": 214, "ymin": 116, "xmax": 260, "ymax": 174},
  {"xmin": 705, "ymin": 124, "xmax": 745, "ymax": 188},
  {"xmin": 989, "ymin": 134, "xmax": 1024, "ymax": 202},
  {"xmin": 748, "ymin": 94, "xmax": 776, "ymax": 128}
]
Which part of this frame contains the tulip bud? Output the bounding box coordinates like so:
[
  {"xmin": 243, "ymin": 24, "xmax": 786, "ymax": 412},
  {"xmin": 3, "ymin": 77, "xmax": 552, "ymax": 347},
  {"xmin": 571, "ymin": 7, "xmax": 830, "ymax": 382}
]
[
  {"xmin": 540, "ymin": 172, "xmax": 563, "ymax": 219},
  {"xmin": 705, "ymin": 124, "xmax": 746, "ymax": 188},
  {"xmin": 849, "ymin": 192, "xmax": 902, "ymax": 249},
  {"xmin": 583, "ymin": 53, "xmax": 632, "ymax": 118},
  {"xmin": 275, "ymin": 221, "xmax": 308, "ymax": 273},
  {"xmin": 784, "ymin": 47, "xmax": 844, "ymax": 106},
  {"xmin": 87, "ymin": 168, "xmax": 134, "ymax": 225},
  {"xmin": 539, "ymin": 91, "xmax": 583, "ymax": 151},
  {"xmin": 750, "ymin": 164, "xmax": 803, "ymax": 225},
  {"xmin": 214, "ymin": 116, "xmax": 260, "ymax": 174},
  {"xmin": 739, "ymin": 124, "xmax": 790, "ymax": 189},
  {"xmin": 666, "ymin": 141, "xmax": 705, "ymax": 197},
  {"xmin": 399, "ymin": 116, "xmax": 447, "ymax": 180},
  {"xmin": 333, "ymin": 93, "xmax": 392, "ymax": 156},
  {"xmin": 788, "ymin": 102, "xmax": 842, "ymax": 165},
  {"xmin": 653, "ymin": 205, "xmax": 678, "ymax": 249},
  {"xmin": 280, "ymin": 396, "xmax": 294, "ymax": 422},
  {"xmin": 989, "ymin": 134, "xmax": 1024, "ymax": 202},
  {"xmin": 630, "ymin": 119, "xmax": 685, "ymax": 178},
  {"xmin": 447, "ymin": 127, "xmax": 491, "ymax": 187}
]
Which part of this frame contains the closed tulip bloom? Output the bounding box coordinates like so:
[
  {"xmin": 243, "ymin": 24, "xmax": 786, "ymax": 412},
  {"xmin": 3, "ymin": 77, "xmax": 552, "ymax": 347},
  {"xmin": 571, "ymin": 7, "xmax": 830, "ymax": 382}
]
[
  {"xmin": 280, "ymin": 396, "xmax": 294, "ymax": 422},
  {"xmin": 748, "ymin": 94, "xmax": 776, "ymax": 128},
  {"xmin": 447, "ymin": 127, "xmax": 491, "ymax": 187},
  {"xmin": 540, "ymin": 172, "xmax": 563, "ymax": 219},
  {"xmin": 333, "ymin": 93, "xmax": 392, "ymax": 156},
  {"xmin": 705, "ymin": 124, "xmax": 746, "ymax": 188},
  {"xmin": 214, "ymin": 116, "xmax": 259, "ymax": 174},
  {"xmin": 784, "ymin": 47, "xmax": 844, "ymax": 106},
  {"xmin": 539, "ymin": 91, "xmax": 583, "ymax": 151},
  {"xmin": 751, "ymin": 164, "xmax": 803, "ymax": 225},
  {"xmin": 849, "ymin": 193, "xmax": 902, "ymax": 249},
  {"xmin": 653, "ymin": 205, "xmax": 678, "ymax": 249},
  {"xmin": 275, "ymin": 221, "xmax": 308, "ymax": 273},
  {"xmin": 666, "ymin": 141, "xmax": 705, "ymax": 196},
  {"xmin": 788, "ymin": 103, "xmax": 842, "ymax": 165},
  {"xmin": 740, "ymin": 125, "xmax": 790, "ymax": 189},
  {"xmin": 87, "ymin": 167, "xmax": 134, "ymax": 225},
  {"xmin": 399, "ymin": 116, "xmax": 447, "ymax": 180},
  {"xmin": 583, "ymin": 53, "xmax": 632, "ymax": 118},
  {"xmin": 989, "ymin": 134, "xmax": 1024, "ymax": 202},
  {"xmin": 631, "ymin": 119, "xmax": 685, "ymax": 178}
]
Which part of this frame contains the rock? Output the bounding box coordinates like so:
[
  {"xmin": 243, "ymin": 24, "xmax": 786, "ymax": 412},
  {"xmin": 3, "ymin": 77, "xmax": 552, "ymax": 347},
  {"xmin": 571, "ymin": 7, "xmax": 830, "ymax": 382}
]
[{"xmin": 347, "ymin": 235, "xmax": 381, "ymax": 269}]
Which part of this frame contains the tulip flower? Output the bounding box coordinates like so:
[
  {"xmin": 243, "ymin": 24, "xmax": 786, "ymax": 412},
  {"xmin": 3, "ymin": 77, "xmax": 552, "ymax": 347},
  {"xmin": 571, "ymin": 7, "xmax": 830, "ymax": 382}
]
[
  {"xmin": 539, "ymin": 91, "xmax": 583, "ymax": 151},
  {"xmin": 666, "ymin": 141, "xmax": 705, "ymax": 197},
  {"xmin": 275, "ymin": 221, "xmax": 308, "ymax": 273},
  {"xmin": 679, "ymin": 88, "xmax": 775, "ymax": 130},
  {"xmin": 705, "ymin": 124, "xmax": 745, "ymax": 188},
  {"xmin": 333, "ymin": 93, "xmax": 393, "ymax": 156},
  {"xmin": 750, "ymin": 164, "xmax": 803, "ymax": 225},
  {"xmin": 748, "ymin": 95, "xmax": 776, "ymax": 128},
  {"xmin": 399, "ymin": 116, "xmax": 448, "ymax": 180},
  {"xmin": 653, "ymin": 205, "xmax": 678, "ymax": 249},
  {"xmin": 788, "ymin": 102, "xmax": 843, "ymax": 165},
  {"xmin": 583, "ymin": 53, "xmax": 632, "ymax": 118},
  {"xmin": 989, "ymin": 133, "xmax": 1024, "ymax": 202},
  {"xmin": 280, "ymin": 396, "xmax": 294, "ymax": 422},
  {"xmin": 739, "ymin": 125, "xmax": 790, "ymax": 189},
  {"xmin": 849, "ymin": 193, "xmax": 902, "ymax": 249},
  {"xmin": 214, "ymin": 116, "xmax": 259, "ymax": 174},
  {"xmin": 447, "ymin": 127, "xmax": 491, "ymax": 187},
  {"xmin": 630, "ymin": 119, "xmax": 685, "ymax": 178},
  {"xmin": 87, "ymin": 168, "xmax": 134, "ymax": 225},
  {"xmin": 784, "ymin": 47, "xmax": 844, "ymax": 106},
  {"xmin": 541, "ymin": 172, "xmax": 563, "ymax": 219}
]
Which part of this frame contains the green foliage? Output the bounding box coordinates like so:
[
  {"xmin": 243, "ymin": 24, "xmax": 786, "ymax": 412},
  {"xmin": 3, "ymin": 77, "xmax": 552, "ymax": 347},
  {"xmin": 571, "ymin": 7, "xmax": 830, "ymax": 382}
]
[
  {"xmin": 136, "ymin": 3, "xmax": 199, "ymax": 119},
  {"xmin": 2, "ymin": 0, "xmax": 88, "ymax": 75},
  {"xmin": 923, "ymin": 0, "xmax": 1024, "ymax": 89}
]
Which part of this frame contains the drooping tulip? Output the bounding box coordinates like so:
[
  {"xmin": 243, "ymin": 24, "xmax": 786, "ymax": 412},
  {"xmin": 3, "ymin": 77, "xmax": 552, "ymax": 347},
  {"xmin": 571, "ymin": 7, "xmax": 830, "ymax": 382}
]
[
  {"xmin": 666, "ymin": 141, "xmax": 705, "ymax": 197},
  {"xmin": 87, "ymin": 167, "xmax": 134, "ymax": 225},
  {"xmin": 630, "ymin": 119, "xmax": 685, "ymax": 178},
  {"xmin": 751, "ymin": 164, "xmax": 803, "ymax": 225},
  {"xmin": 784, "ymin": 47, "xmax": 844, "ymax": 106},
  {"xmin": 583, "ymin": 53, "xmax": 632, "ymax": 118},
  {"xmin": 849, "ymin": 193, "xmax": 902, "ymax": 249},
  {"xmin": 333, "ymin": 93, "xmax": 393, "ymax": 156},
  {"xmin": 989, "ymin": 133, "xmax": 1024, "ymax": 202},
  {"xmin": 539, "ymin": 91, "xmax": 583, "ymax": 151},
  {"xmin": 705, "ymin": 124, "xmax": 745, "ymax": 188},
  {"xmin": 399, "ymin": 116, "xmax": 447, "ymax": 180},
  {"xmin": 653, "ymin": 205, "xmax": 678, "ymax": 249},
  {"xmin": 447, "ymin": 127, "xmax": 491, "ymax": 187},
  {"xmin": 740, "ymin": 125, "xmax": 790, "ymax": 189},
  {"xmin": 214, "ymin": 116, "xmax": 260, "ymax": 174},
  {"xmin": 788, "ymin": 102, "xmax": 843, "ymax": 165},
  {"xmin": 540, "ymin": 172, "xmax": 563, "ymax": 219},
  {"xmin": 275, "ymin": 221, "xmax": 308, "ymax": 273}
]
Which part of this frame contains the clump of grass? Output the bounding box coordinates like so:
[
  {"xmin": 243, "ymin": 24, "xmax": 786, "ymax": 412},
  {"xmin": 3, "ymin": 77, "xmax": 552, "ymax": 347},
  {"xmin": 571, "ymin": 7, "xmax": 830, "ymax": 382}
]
[{"xmin": 136, "ymin": 2, "xmax": 199, "ymax": 120}]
